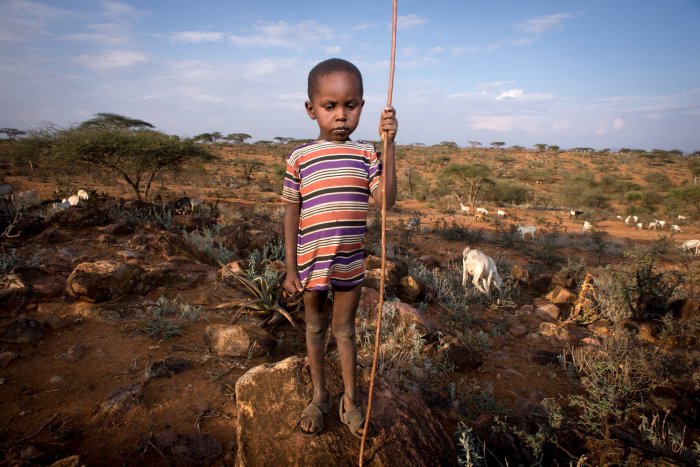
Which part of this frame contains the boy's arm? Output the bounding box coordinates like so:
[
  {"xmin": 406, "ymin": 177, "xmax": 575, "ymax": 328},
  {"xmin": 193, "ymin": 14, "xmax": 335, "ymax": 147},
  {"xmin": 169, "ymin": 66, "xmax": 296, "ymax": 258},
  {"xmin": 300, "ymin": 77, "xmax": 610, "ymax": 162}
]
[
  {"xmin": 283, "ymin": 202, "xmax": 303, "ymax": 293},
  {"xmin": 372, "ymin": 107, "xmax": 398, "ymax": 208}
]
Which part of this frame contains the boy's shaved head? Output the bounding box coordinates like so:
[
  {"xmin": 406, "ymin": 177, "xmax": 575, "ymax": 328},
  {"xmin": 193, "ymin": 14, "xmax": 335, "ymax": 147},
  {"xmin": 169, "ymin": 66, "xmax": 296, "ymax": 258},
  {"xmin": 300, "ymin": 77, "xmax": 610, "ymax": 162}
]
[{"xmin": 307, "ymin": 58, "xmax": 363, "ymax": 100}]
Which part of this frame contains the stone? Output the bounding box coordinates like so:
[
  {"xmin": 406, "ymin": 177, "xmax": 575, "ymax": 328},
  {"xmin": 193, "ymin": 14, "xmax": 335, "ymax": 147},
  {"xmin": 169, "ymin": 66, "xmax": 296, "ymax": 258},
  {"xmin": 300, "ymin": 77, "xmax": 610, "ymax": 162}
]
[
  {"xmin": 100, "ymin": 222, "xmax": 134, "ymax": 236},
  {"xmin": 357, "ymin": 286, "xmax": 380, "ymax": 321},
  {"xmin": 144, "ymin": 257, "xmax": 214, "ymax": 290},
  {"xmin": 203, "ymin": 324, "xmax": 277, "ymax": 358},
  {"xmin": 61, "ymin": 343, "xmax": 88, "ymax": 363},
  {"xmin": 151, "ymin": 232, "xmax": 217, "ymax": 266},
  {"xmin": 69, "ymin": 294, "xmax": 153, "ymax": 323},
  {"xmin": 65, "ymin": 260, "xmax": 150, "ymax": 302},
  {"xmin": 675, "ymin": 297, "xmax": 699, "ymax": 321},
  {"xmin": 47, "ymin": 455, "xmax": 82, "ymax": 467},
  {"xmin": 397, "ymin": 275, "xmax": 424, "ymax": 302},
  {"xmin": 538, "ymin": 322, "xmax": 570, "ymax": 343},
  {"xmin": 551, "ymin": 272, "xmax": 575, "ymax": 289},
  {"xmin": 48, "ymin": 205, "xmax": 109, "ymax": 228},
  {"xmin": 437, "ymin": 334, "xmax": 483, "ymax": 372},
  {"xmin": 217, "ymin": 261, "xmax": 246, "ymax": 280},
  {"xmin": 143, "ymin": 357, "xmax": 194, "ymax": 384},
  {"xmin": 235, "ymin": 356, "xmax": 456, "ymax": 466},
  {"xmin": 545, "ymin": 286, "xmax": 575, "ymax": 305},
  {"xmin": 149, "ymin": 432, "xmax": 222, "ymax": 467},
  {"xmin": 508, "ymin": 324, "xmax": 528, "ymax": 338},
  {"xmin": 510, "ymin": 264, "xmax": 529, "ymax": 283},
  {"xmin": 0, "ymin": 273, "xmax": 28, "ymax": 312},
  {"xmin": 31, "ymin": 275, "xmax": 67, "ymax": 299},
  {"xmin": 0, "ymin": 316, "xmax": 44, "ymax": 343},
  {"xmin": 390, "ymin": 301, "xmax": 432, "ymax": 334},
  {"xmin": 98, "ymin": 383, "xmax": 144, "ymax": 416},
  {"xmin": 534, "ymin": 302, "xmax": 560, "ymax": 321}
]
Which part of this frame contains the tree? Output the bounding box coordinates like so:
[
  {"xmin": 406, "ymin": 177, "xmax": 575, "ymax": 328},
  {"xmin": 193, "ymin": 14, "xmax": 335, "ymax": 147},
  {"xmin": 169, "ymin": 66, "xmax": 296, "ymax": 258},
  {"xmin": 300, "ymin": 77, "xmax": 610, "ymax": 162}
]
[
  {"xmin": 441, "ymin": 163, "xmax": 492, "ymax": 208},
  {"xmin": 667, "ymin": 185, "xmax": 700, "ymax": 215},
  {"xmin": 226, "ymin": 133, "xmax": 252, "ymax": 145},
  {"xmin": 210, "ymin": 131, "xmax": 223, "ymax": 143},
  {"xmin": 232, "ymin": 158, "xmax": 264, "ymax": 184},
  {"xmin": 437, "ymin": 141, "xmax": 458, "ymax": 149},
  {"xmin": 194, "ymin": 133, "xmax": 214, "ymax": 143},
  {"xmin": 21, "ymin": 113, "xmax": 213, "ymax": 200},
  {"xmin": 548, "ymin": 145, "xmax": 560, "ymax": 166},
  {"xmin": 0, "ymin": 128, "xmax": 27, "ymax": 140},
  {"xmin": 534, "ymin": 143, "xmax": 548, "ymax": 152},
  {"xmin": 467, "ymin": 141, "xmax": 481, "ymax": 148},
  {"xmin": 490, "ymin": 141, "xmax": 505, "ymax": 150},
  {"xmin": 274, "ymin": 137, "xmax": 293, "ymax": 145},
  {"xmin": 687, "ymin": 158, "xmax": 700, "ymax": 185}
]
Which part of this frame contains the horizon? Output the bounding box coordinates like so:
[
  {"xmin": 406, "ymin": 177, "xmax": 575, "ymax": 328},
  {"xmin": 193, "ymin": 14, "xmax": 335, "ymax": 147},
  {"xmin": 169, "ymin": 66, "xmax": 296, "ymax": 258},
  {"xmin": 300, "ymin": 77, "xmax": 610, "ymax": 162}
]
[{"xmin": 1, "ymin": 0, "xmax": 699, "ymax": 153}]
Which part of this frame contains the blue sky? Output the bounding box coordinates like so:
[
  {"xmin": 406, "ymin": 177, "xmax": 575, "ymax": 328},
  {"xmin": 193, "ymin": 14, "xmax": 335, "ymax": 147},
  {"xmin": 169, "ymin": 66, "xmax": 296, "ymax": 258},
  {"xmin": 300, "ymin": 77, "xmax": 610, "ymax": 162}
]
[{"xmin": 1, "ymin": 0, "xmax": 699, "ymax": 152}]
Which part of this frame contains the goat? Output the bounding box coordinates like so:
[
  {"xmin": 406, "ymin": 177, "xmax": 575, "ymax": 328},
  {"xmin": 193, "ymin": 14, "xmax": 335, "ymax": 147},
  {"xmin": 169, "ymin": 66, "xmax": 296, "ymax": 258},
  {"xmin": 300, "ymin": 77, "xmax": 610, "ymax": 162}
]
[
  {"xmin": 517, "ymin": 225, "xmax": 537, "ymax": 241},
  {"xmin": 570, "ymin": 210, "xmax": 584, "ymax": 219},
  {"xmin": 672, "ymin": 224, "xmax": 683, "ymax": 233},
  {"xmin": 462, "ymin": 247, "xmax": 502, "ymax": 295},
  {"xmin": 65, "ymin": 194, "xmax": 81, "ymax": 206},
  {"xmin": 474, "ymin": 211, "xmax": 486, "ymax": 222},
  {"xmin": 77, "ymin": 189, "xmax": 89, "ymax": 201},
  {"xmin": 616, "ymin": 215, "xmax": 623, "ymax": 220},
  {"xmin": 677, "ymin": 214, "xmax": 687, "ymax": 223},
  {"xmin": 497, "ymin": 209, "xmax": 508, "ymax": 217},
  {"xmin": 460, "ymin": 202, "xmax": 471, "ymax": 215},
  {"xmin": 476, "ymin": 207, "xmax": 489, "ymax": 216},
  {"xmin": 636, "ymin": 222, "xmax": 643, "ymax": 230},
  {"xmin": 657, "ymin": 220, "xmax": 666, "ymax": 229},
  {"xmin": 407, "ymin": 218, "xmax": 420, "ymax": 232},
  {"xmin": 680, "ymin": 239, "xmax": 700, "ymax": 256},
  {"xmin": 624, "ymin": 215, "xmax": 631, "ymax": 225},
  {"xmin": 648, "ymin": 221, "xmax": 658, "ymax": 230},
  {"xmin": 633, "ymin": 215, "xmax": 639, "ymax": 223},
  {"xmin": 583, "ymin": 220, "xmax": 593, "ymax": 232}
]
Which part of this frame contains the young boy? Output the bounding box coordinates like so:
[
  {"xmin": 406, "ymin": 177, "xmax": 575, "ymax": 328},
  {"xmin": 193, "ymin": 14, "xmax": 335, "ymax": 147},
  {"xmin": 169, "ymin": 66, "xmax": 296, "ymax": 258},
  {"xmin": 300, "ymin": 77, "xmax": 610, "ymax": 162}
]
[{"xmin": 281, "ymin": 58, "xmax": 397, "ymax": 437}]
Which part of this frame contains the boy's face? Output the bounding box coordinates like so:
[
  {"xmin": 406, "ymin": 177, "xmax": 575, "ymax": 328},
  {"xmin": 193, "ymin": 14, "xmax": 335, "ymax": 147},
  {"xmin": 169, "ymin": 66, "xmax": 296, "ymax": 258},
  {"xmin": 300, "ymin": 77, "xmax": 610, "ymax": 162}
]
[{"xmin": 305, "ymin": 71, "xmax": 364, "ymax": 142}]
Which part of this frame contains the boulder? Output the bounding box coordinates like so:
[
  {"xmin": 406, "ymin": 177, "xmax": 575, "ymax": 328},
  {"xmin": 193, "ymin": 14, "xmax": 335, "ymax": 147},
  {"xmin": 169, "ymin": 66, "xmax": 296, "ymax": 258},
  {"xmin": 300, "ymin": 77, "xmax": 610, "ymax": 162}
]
[
  {"xmin": 65, "ymin": 260, "xmax": 150, "ymax": 302},
  {"xmin": 510, "ymin": 264, "xmax": 529, "ymax": 283},
  {"xmin": 0, "ymin": 315, "xmax": 44, "ymax": 343},
  {"xmin": 69, "ymin": 294, "xmax": 154, "ymax": 323},
  {"xmin": 673, "ymin": 297, "xmax": 699, "ymax": 321},
  {"xmin": 48, "ymin": 205, "xmax": 109, "ymax": 228},
  {"xmin": 235, "ymin": 356, "xmax": 456, "ymax": 466},
  {"xmin": 143, "ymin": 257, "xmax": 215, "ymax": 290},
  {"xmin": 203, "ymin": 324, "xmax": 277, "ymax": 358},
  {"xmin": 0, "ymin": 273, "xmax": 28, "ymax": 312},
  {"xmin": 545, "ymin": 286, "xmax": 575, "ymax": 305},
  {"xmin": 397, "ymin": 275, "xmax": 424, "ymax": 302},
  {"xmin": 390, "ymin": 301, "xmax": 433, "ymax": 335},
  {"xmin": 97, "ymin": 383, "xmax": 144, "ymax": 417},
  {"xmin": 151, "ymin": 232, "xmax": 217, "ymax": 266},
  {"xmin": 533, "ymin": 300, "xmax": 560, "ymax": 321}
]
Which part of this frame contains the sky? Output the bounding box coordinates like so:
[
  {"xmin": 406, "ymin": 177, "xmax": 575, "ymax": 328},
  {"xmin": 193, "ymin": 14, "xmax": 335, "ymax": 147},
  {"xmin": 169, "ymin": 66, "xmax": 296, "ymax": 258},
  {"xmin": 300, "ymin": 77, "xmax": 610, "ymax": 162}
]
[{"xmin": 1, "ymin": 0, "xmax": 700, "ymax": 152}]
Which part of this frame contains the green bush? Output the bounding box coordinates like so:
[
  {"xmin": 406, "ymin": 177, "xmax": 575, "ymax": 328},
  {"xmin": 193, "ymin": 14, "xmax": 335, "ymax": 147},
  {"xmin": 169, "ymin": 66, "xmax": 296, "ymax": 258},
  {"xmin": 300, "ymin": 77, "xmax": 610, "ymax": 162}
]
[{"xmin": 483, "ymin": 179, "xmax": 532, "ymax": 205}]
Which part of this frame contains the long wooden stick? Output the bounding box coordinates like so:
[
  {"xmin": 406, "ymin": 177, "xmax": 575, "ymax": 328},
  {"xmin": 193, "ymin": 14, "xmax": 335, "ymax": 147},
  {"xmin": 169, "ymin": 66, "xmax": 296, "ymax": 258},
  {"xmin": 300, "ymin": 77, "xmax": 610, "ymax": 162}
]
[{"xmin": 359, "ymin": 1, "xmax": 397, "ymax": 464}]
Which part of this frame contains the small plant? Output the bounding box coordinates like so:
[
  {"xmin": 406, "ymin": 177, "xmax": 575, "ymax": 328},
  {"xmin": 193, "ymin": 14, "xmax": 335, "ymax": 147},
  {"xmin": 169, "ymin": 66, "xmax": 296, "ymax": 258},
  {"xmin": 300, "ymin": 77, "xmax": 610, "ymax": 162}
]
[
  {"xmin": 221, "ymin": 267, "xmax": 298, "ymax": 328},
  {"xmin": 455, "ymin": 422, "xmax": 484, "ymax": 467},
  {"xmin": 142, "ymin": 296, "xmax": 201, "ymax": 340},
  {"xmin": 0, "ymin": 247, "xmax": 24, "ymax": 274},
  {"xmin": 182, "ymin": 226, "xmax": 236, "ymax": 264},
  {"xmin": 109, "ymin": 204, "xmax": 173, "ymax": 229},
  {"xmin": 622, "ymin": 249, "xmax": 682, "ymax": 321}
]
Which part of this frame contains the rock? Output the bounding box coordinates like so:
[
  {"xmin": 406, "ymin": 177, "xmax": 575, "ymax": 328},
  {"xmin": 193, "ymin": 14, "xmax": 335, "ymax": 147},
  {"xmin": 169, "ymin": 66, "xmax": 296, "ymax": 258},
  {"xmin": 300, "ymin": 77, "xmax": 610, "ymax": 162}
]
[
  {"xmin": 545, "ymin": 286, "xmax": 575, "ymax": 305},
  {"xmin": 98, "ymin": 383, "xmax": 144, "ymax": 416},
  {"xmin": 534, "ymin": 302, "xmax": 560, "ymax": 321},
  {"xmin": 49, "ymin": 374, "xmax": 67, "ymax": 385},
  {"xmin": 34, "ymin": 226, "xmax": 69, "ymax": 243},
  {"xmin": 31, "ymin": 275, "xmax": 67, "ymax": 299},
  {"xmin": 357, "ymin": 287, "xmax": 380, "ymax": 322},
  {"xmin": 0, "ymin": 350, "xmax": 19, "ymax": 368},
  {"xmin": 96, "ymin": 233, "xmax": 115, "ymax": 244},
  {"xmin": 203, "ymin": 324, "xmax": 277, "ymax": 358},
  {"xmin": 61, "ymin": 343, "xmax": 88, "ymax": 363},
  {"xmin": 538, "ymin": 322, "xmax": 570, "ymax": 343},
  {"xmin": 508, "ymin": 324, "xmax": 528, "ymax": 338},
  {"xmin": 0, "ymin": 273, "xmax": 28, "ymax": 312},
  {"xmin": 151, "ymin": 232, "xmax": 217, "ymax": 266},
  {"xmin": 530, "ymin": 350, "xmax": 560, "ymax": 366},
  {"xmin": 363, "ymin": 256, "xmax": 409, "ymax": 296},
  {"xmin": 674, "ymin": 297, "xmax": 699, "ymax": 321},
  {"xmin": 390, "ymin": 301, "xmax": 432, "ymax": 335},
  {"xmin": 69, "ymin": 294, "xmax": 153, "ymax": 323},
  {"xmin": 0, "ymin": 316, "xmax": 45, "ymax": 343},
  {"xmin": 551, "ymin": 272, "xmax": 575, "ymax": 289},
  {"xmin": 48, "ymin": 205, "xmax": 109, "ymax": 228},
  {"xmin": 150, "ymin": 431, "xmax": 222, "ymax": 467},
  {"xmin": 510, "ymin": 264, "xmax": 529, "ymax": 283},
  {"xmin": 217, "ymin": 260, "xmax": 246, "ymax": 280},
  {"xmin": 171, "ymin": 214, "xmax": 216, "ymax": 232},
  {"xmin": 620, "ymin": 319, "xmax": 658, "ymax": 345},
  {"xmin": 235, "ymin": 356, "xmax": 456, "ymax": 466},
  {"xmin": 397, "ymin": 275, "xmax": 424, "ymax": 302},
  {"xmin": 65, "ymin": 260, "xmax": 150, "ymax": 302},
  {"xmin": 142, "ymin": 357, "xmax": 194, "ymax": 384},
  {"xmin": 438, "ymin": 335, "xmax": 483, "ymax": 372},
  {"xmin": 100, "ymin": 222, "xmax": 134, "ymax": 236},
  {"xmin": 589, "ymin": 323, "xmax": 609, "ymax": 337},
  {"xmin": 489, "ymin": 335, "xmax": 505, "ymax": 350},
  {"xmin": 144, "ymin": 257, "xmax": 215, "ymax": 290},
  {"xmin": 364, "ymin": 255, "xmax": 409, "ymax": 279}
]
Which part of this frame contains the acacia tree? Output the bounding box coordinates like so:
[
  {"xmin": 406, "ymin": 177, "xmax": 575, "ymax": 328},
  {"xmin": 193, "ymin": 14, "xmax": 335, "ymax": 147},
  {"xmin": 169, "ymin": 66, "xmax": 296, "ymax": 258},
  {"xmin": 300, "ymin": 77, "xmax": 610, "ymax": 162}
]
[
  {"xmin": 441, "ymin": 163, "xmax": 492, "ymax": 208},
  {"xmin": 226, "ymin": 133, "xmax": 252, "ymax": 145},
  {"xmin": 0, "ymin": 128, "xmax": 27, "ymax": 140},
  {"xmin": 534, "ymin": 143, "xmax": 548, "ymax": 152},
  {"xmin": 23, "ymin": 113, "xmax": 213, "ymax": 200},
  {"xmin": 467, "ymin": 141, "xmax": 482, "ymax": 148}
]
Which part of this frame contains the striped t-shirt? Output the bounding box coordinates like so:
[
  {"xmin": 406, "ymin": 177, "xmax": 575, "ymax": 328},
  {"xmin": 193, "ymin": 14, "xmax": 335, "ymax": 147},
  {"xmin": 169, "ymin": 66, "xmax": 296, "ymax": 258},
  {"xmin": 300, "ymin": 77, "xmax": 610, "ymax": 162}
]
[{"xmin": 281, "ymin": 140, "xmax": 382, "ymax": 290}]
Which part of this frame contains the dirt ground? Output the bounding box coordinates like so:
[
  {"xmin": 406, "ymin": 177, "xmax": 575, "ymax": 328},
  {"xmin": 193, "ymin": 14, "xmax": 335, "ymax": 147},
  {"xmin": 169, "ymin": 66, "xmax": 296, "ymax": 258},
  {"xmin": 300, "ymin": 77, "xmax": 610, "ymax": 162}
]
[{"xmin": 1, "ymin": 147, "xmax": 698, "ymax": 465}]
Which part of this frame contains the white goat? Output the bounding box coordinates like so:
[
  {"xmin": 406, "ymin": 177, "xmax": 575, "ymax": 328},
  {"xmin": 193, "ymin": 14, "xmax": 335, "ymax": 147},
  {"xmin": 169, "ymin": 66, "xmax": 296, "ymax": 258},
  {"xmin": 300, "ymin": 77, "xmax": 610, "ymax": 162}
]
[
  {"xmin": 680, "ymin": 239, "xmax": 700, "ymax": 256},
  {"xmin": 677, "ymin": 214, "xmax": 687, "ymax": 223},
  {"xmin": 583, "ymin": 221, "xmax": 593, "ymax": 232},
  {"xmin": 633, "ymin": 215, "xmax": 639, "ymax": 223},
  {"xmin": 460, "ymin": 202, "xmax": 471, "ymax": 215},
  {"xmin": 657, "ymin": 220, "xmax": 666, "ymax": 229},
  {"xmin": 671, "ymin": 224, "xmax": 683, "ymax": 233},
  {"xmin": 77, "ymin": 189, "xmax": 89, "ymax": 201},
  {"xmin": 636, "ymin": 222, "xmax": 643, "ymax": 230},
  {"xmin": 65, "ymin": 194, "xmax": 81, "ymax": 206},
  {"xmin": 517, "ymin": 225, "xmax": 537, "ymax": 241},
  {"xmin": 648, "ymin": 221, "xmax": 658, "ymax": 230},
  {"xmin": 476, "ymin": 207, "xmax": 489, "ymax": 216},
  {"xmin": 462, "ymin": 247, "xmax": 503, "ymax": 295},
  {"xmin": 616, "ymin": 215, "xmax": 623, "ymax": 220},
  {"xmin": 497, "ymin": 209, "xmax": 508, "ymax": 217},
  {"xmin": 624, "ymin": 215, "xmax": 631, "ymax": 225},
  {"xmin": 570, "ymin": 210, "xmax": 583, "ymax": 219}
]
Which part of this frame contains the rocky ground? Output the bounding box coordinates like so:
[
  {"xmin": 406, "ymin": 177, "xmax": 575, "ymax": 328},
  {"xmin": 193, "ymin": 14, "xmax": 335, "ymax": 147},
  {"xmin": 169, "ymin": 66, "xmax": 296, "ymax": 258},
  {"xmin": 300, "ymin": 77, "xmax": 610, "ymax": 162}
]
[{"xmin": 1, "ymin": 192, "xmax": 699, "ymax": 466}]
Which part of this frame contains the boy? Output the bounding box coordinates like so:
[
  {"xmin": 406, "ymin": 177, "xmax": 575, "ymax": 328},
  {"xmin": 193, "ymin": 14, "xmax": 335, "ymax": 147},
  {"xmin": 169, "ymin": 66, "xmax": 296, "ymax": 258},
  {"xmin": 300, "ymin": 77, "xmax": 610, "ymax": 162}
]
[{"xmin": 281, "ymin": 58, "xmax": 397, "ymax": 437}]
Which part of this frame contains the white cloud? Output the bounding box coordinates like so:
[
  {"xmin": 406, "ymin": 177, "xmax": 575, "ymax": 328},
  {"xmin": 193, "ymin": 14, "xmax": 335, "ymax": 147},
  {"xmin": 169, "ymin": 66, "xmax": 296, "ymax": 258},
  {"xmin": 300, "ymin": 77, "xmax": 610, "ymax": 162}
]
[
  {"xmin": 75, "ymin": 50, "xmax": 147, "ymax": 72},
  {"xmin": 397, "ymin": 13, "xmax": 427, "ymax": 30},
  {"xmin": 170, "ymin": 31, "xmax": 225, "ymax": 43},
  {"xmin": 0, "ymin": 0, "xmax": 75, "ymax": 42},
  {"xmin": 516, "ymin": 12, "xmax": 575, "ymax": 35},
  {"xmin": 98, "ymin": 1, "xmax": 148, "ymax": 20},
  {"xmin": 496, "ymin": 88, "xmax": 554, "ymax": 101},
  {"xmin": 612, "ymin": 117, "xmax": 624, "ymax": 130},
  {"xmin": 63, "ymin": 22, "xmax": 132, "ymax": 46},
  {"xmin": 229, "ymin": 20, "xmax": 337, "ymax": 50},
  {"xmin": 325, "ymin": 45, "xmax": 341, "ymax": 54}
]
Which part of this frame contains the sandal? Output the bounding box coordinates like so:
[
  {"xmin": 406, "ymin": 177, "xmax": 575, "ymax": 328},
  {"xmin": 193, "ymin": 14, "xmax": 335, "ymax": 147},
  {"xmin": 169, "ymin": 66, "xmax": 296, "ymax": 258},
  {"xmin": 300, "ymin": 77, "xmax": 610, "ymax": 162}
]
[
  {"xmin": 297, "ymin": 393, "xmax": 331, "ymax": 437},
  {"xmin": 339, "ymin": 393, "xmax": 370, "ymax": 439}
]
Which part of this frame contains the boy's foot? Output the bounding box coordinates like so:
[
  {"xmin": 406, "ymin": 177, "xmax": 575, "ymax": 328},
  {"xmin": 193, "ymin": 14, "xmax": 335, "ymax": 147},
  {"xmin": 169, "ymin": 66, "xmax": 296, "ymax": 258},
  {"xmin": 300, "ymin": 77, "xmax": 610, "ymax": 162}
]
[
  {"xmin": 339, "ymin": 393, "xmax": 370, "ymax": 439},
  {"xmin": 298, "ymin": 392, "xmax": 330, "ymax": 437}
]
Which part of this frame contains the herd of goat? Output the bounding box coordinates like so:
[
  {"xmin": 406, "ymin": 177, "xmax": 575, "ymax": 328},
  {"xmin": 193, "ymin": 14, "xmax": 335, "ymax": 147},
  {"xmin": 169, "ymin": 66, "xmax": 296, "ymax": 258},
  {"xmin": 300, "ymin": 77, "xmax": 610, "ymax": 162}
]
[{"xmin": 1, "ymin": 181, "xmax": 699, "ymax": 296}]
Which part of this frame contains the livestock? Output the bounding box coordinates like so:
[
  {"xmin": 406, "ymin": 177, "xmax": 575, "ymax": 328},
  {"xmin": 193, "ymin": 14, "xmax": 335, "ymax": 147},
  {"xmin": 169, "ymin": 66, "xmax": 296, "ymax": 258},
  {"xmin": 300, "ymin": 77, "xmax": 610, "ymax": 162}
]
[
  {"xmin": 636, "ymin": 222, "xmax": 643, "ymax": 230},
  {"xmin": 517, "ymin": 225, "xmax": 537, "ymax": 241},
  {"xmin": 680, "ymin": 239, "xmax": 700, "ymax": 256},
  {"xmin": 657, "ymin": 220, "xmax": 666, "ymax": 229},
  {"xmin": 672, "ymin": 224, "xmax": 683, "ymax": 233},
  {"xmin": 624, "ymin": 215, "xmax": 631, "ymax": 225},
  {"xmin": 407, "ymin": 218, "xmax": 420, "ymax": 231},
  {"xmin": 677, "ymin": 214, "xmax": 687, "ymax": 223},
  {"xmin": 77, "ymin": 189, "xmax": 89, "ymax": 200},
  {"xmin": 633, "ymin": 215, "xmax": 639, "ymax": 223},
  {"xmin": 616, "ymin": 215, "xmax": 623, "ymax": 220},
  {"xmin": 53, "ymin": 200, "xmax": 71, "ymax": 210},
  {"xmin": 174, "ymin": 196, "xmax": 202, "ymax": 213},
  {"xmin": 462, "ymin": 247, "xmax": 503, "ymax": 295},
  {"xmin": 474, "ymin": 211, "xmax": 486, "ymax": 222},
  {"xmin": 648, "ymin": 221, "xmax": 658, "ymax": 230},
  {"xmin": 583, "ymin": 221, "xmax": 593, "ymax": 232},
  {"xmin": 476, "ymin": 207, "xmax": 489, "ymax": 216},
  {"xmin": 570, "ymin": 210, "xmax": 584, "ymax": 219},
  {"xmin": 497, "ymin": 209, "xmax": 508, "ymax": 217},
  {"xmin": 66, "ymin": 195, "xmax": 81, "ymax": 206},
  {"xmin": 460, "ymin": 202, "xmax": 471, "ymax": 215}
]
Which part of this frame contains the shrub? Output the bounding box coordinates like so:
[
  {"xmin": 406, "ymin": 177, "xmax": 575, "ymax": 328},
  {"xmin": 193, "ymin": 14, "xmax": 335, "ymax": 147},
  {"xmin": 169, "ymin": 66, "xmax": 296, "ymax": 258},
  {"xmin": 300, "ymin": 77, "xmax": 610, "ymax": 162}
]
[
  {"xmin": 483, "ymin": 179, "xmax": 531, "ymax": 205},
  {"xmin": 142, "ymin": 296, "xmax": 201, "ymax": 339}
]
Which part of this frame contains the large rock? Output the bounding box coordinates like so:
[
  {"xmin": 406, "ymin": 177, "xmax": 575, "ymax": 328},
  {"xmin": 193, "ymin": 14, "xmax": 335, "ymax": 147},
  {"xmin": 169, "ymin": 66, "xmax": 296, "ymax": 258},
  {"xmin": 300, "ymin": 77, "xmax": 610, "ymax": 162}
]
[
  {"xmin": 363, "ymin": 256, "xmax": 410, "ymax": 297},
  {"xmin": 48, "ymin": 205, "xmax": 109, "ymax": 228},
  {"xmin": 397, "ymin": 275, "xmax": 424, "ymax": 302},
  {"xmin": 0, "ymin": 273, "xmax": 28, "ymax": 312},
  {"xmin": 143, "ymin": 257, "xmax": 215, "ymax": 290},
  {"xmin": 0, "ymin": 315, "xmax": 44, "ymax": 343},
  {"xmin": 235, "ymin": 356, "xmax": 456, "ymax": 467},
  {"xmin": 203, "ymin": 324, "xmax": 277, "ymax": 358},
  {"xmin": 69, "ymin": 294, "xmax": 154, "ymax": 323},
  {"xmin": 544, "ymin": 286, "xmax": 575, "ymax": 305},
  {"xmin": 65, "ymin": 260, "xmax": 150, "ymax": 302}
]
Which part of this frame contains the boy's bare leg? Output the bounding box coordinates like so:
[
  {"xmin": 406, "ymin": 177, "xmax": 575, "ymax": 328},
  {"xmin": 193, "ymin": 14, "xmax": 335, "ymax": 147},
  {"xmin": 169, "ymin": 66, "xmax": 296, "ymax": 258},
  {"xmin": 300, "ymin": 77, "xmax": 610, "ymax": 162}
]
[
  {"xmin": 300, "ymin": 289, "xmax": 331, "ymax": 433},
  {"xmin": 331, "ymin": 284, "xmax": 364, "ymax": 434}
]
